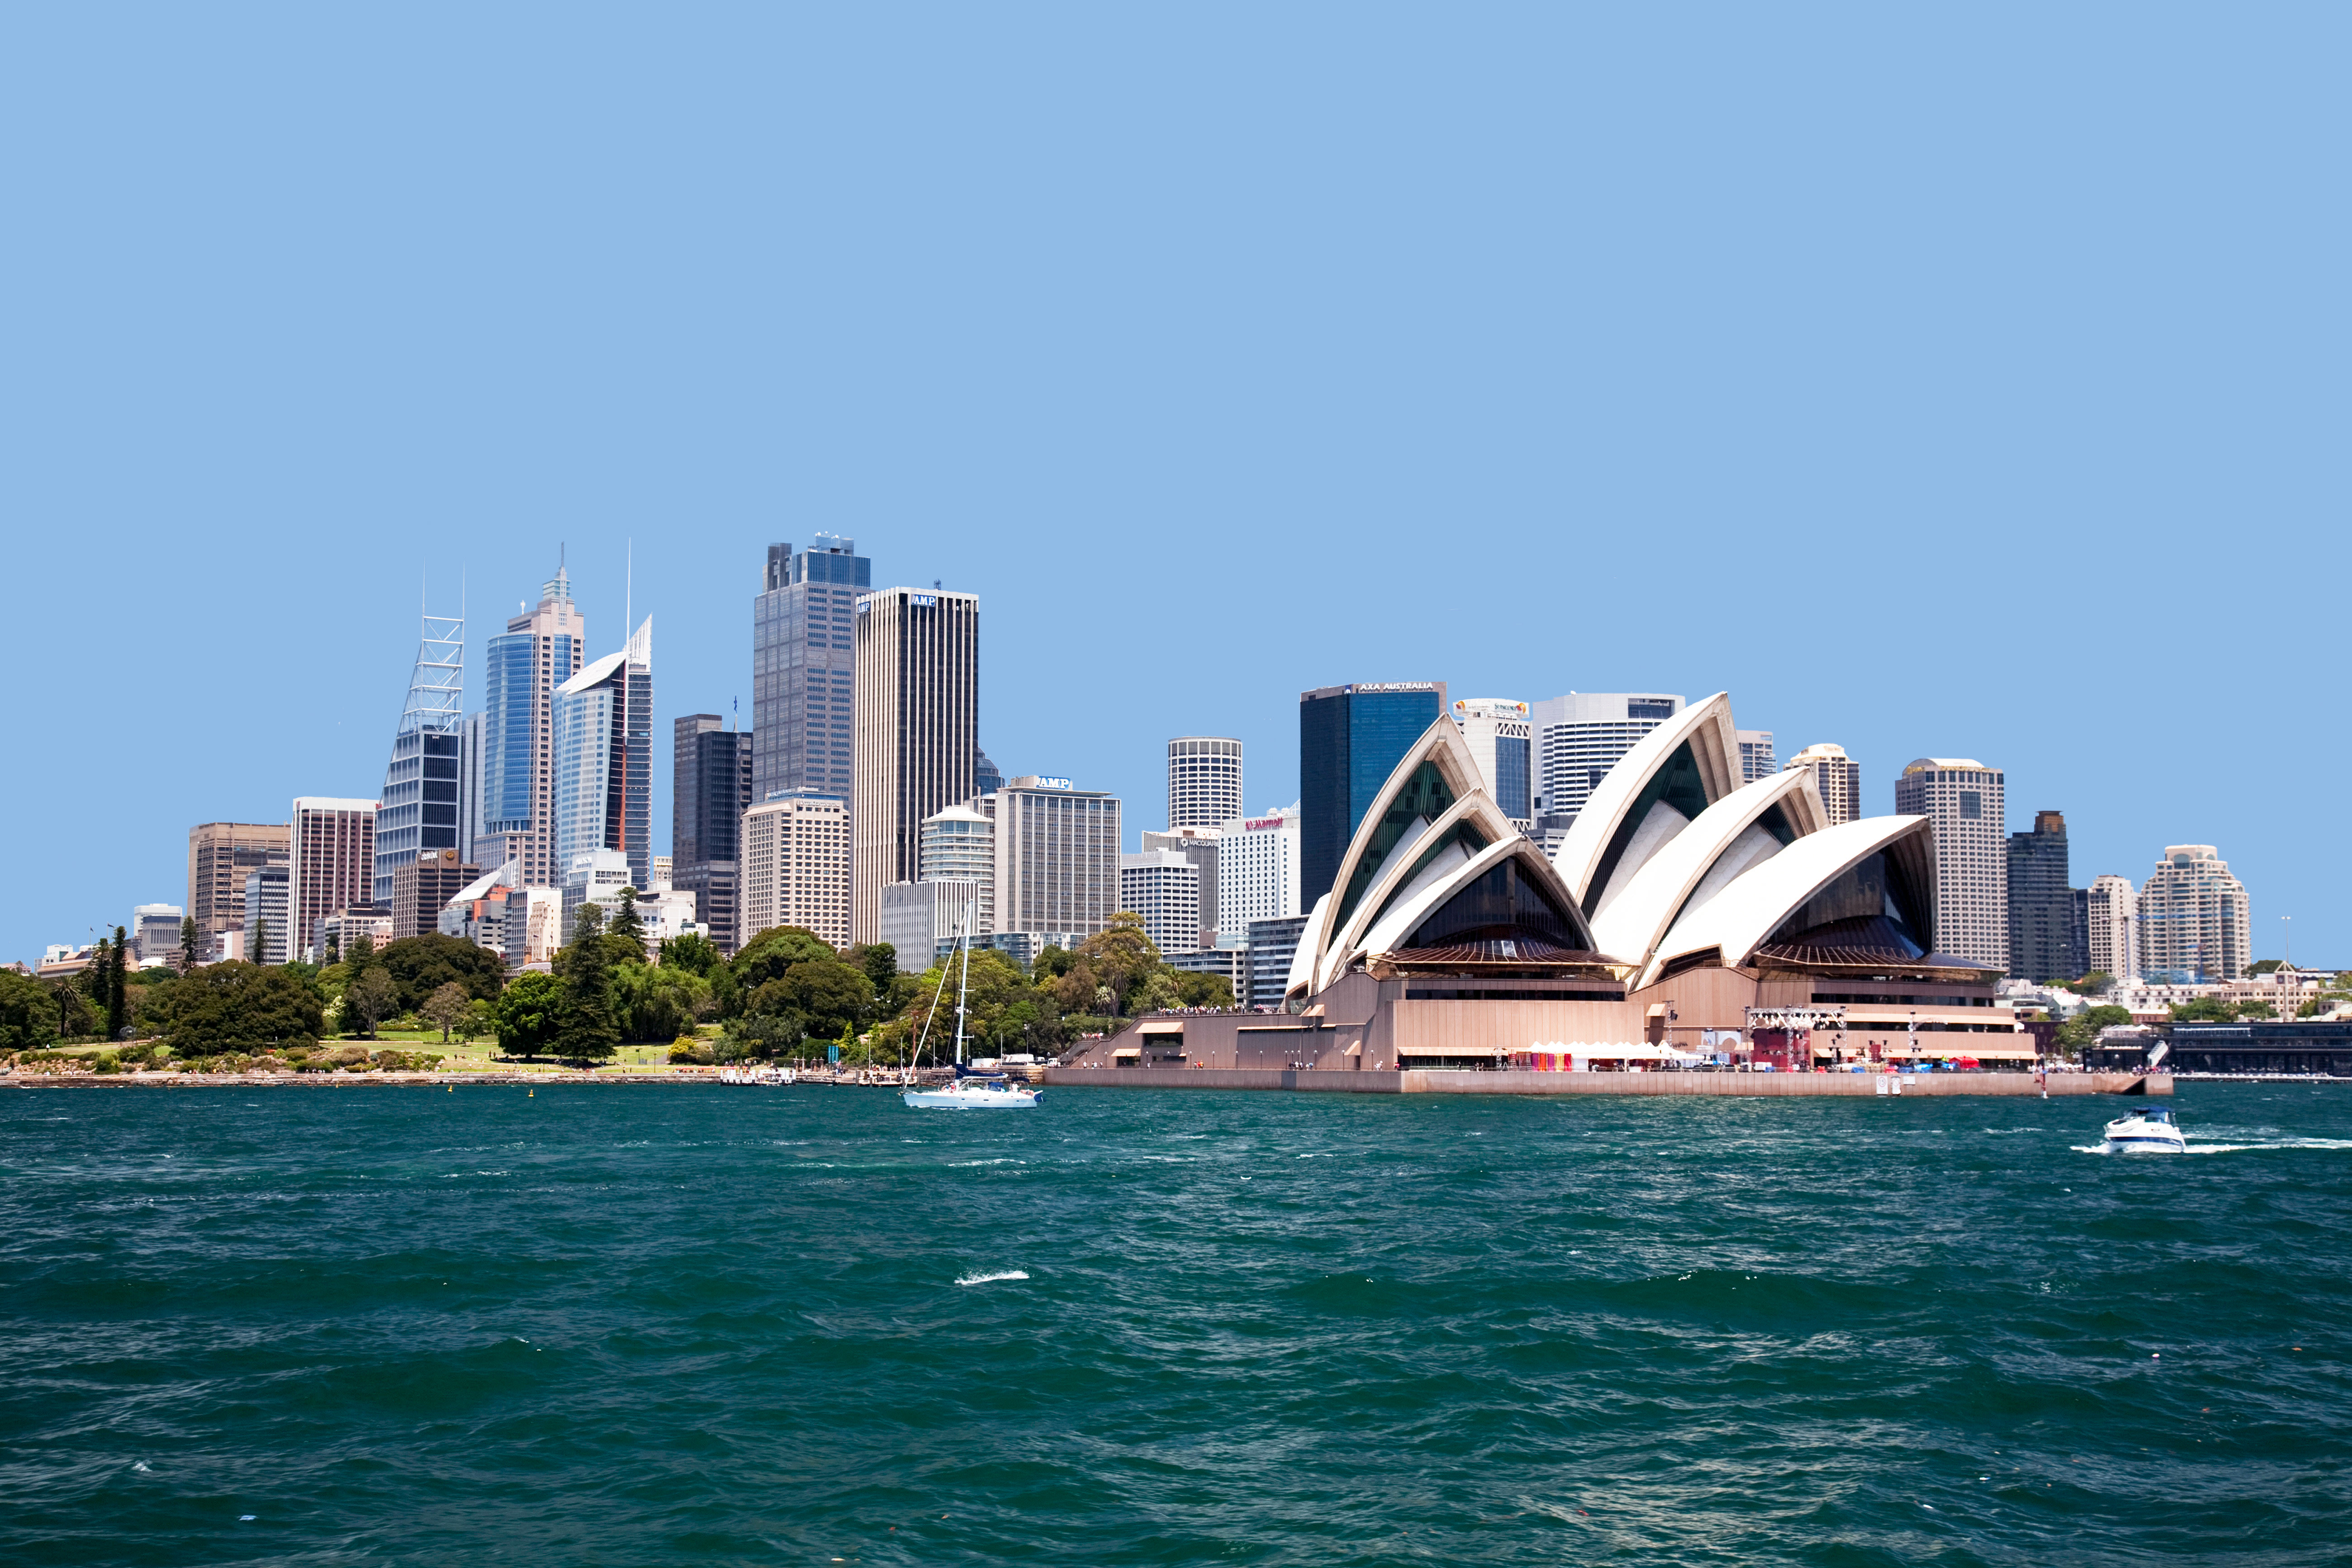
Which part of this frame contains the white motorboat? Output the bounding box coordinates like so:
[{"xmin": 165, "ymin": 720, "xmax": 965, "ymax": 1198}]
[
  {"xmin": 902, "ymin": 1075, "xmax": 1043, "ymax": 1109},
  {"xmin": 2103, "ymin": 1106, "xmax": 2187, "ymax": 1153}
]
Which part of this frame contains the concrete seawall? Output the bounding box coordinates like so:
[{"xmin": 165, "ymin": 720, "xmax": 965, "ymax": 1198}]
[{"xmin": 1044, "ymin": 1068, "xmax": 2169, "ymax": 1097}]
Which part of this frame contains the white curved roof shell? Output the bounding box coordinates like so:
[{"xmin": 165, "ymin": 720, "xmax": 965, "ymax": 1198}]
[
  {"xmin": 1585, "ymin": 766, "xmax": 1830, "ymax": 972},
  {"xmin": 1552, "ymin": 693, "xmax": 1741, "ymax": 908},
  {"xmin": 1640, "ymin": 815, "xmax": 1935, "ymax": 988}
]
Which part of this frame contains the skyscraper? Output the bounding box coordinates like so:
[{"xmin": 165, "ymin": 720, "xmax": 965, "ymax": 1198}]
[
  {"xmin": 289, "ymin": 798, "xmax": 379, "ymax": 962},
  {"xmin": 918, "ymin": 803, "xmax": 996, "ymax": 933},
  {"xmin": 553, "ymin": 617, "xmax": 654, "ymax": 893},
  {"xmin": 741, "ymin": 790, "xmax": 852, "ymax": 950},
  {"xmin": 479, "ymin": 565, "xmax": 585, "ymax": 885},
  {"xmin": 1120, "ymin": 849, "xmax": 1200, "ymax": 959},
  {"xmin": 2006, "ymin": 810, "xmax": 2085, "ymax": 982},
  {"xmin": 1893, "ymin": 758, "xmax": 2007, "ymax": 971},
  {"xmin": 373, "ymin": 606, "xmax": 467, "ymax": 905},
  {"xmin": 1138, "ymin": 827, "xmax": 1219, "ymax": 950},
  {"xmin": 852, "ymin": 585, "xmax": 979, "ymax": 944},
  {"xmin": 1736, "ymin": 730, "xmax": 1777, "ymax": 782},
  {"xmin": 1299, "ymin": 681, "xmax": 1447, "ymax": 905},
  {"xmin": 2086, "ymin": 874, "xmax": 2137, "ymax": 982},
  {"xmin": 2137, "ymin": 845, "xmax": 2251, "ymax": 984},
  {"xmin": 187, "ymin": 822, "xmax": 289, "ymax": 954},
  {"xmin": 1785, "ymin": 743, "xmax": 1862, "ymax": 826},
  {"xmin": 1451, "ymin": 699, "xmax": 1532, "ymax": 824},
  {"xmin": 1216, "ymin": 805, "xmax": 1300, "ymax": 948},
  {"xmin": 1167, "ymin": 738, "xmax": 1242, "ymax": 831},
  {"xmin": 243, "ymin": 867, "xmax": 290, "ymax": 964},
  {"xmin": 672, "ymin": 714, "xmax": 754, "ymax": 952},
  {"xmin": 985, "ymin": 777, "xmax": 1121, "ymax": 939},
  {"xmin": 753, "ymin": 536, "xmax": 872, "ymax": 805},
  {"xmin": 1528, "ymin": 692, "xmax": 1683, "ymax": 826},
  {"xmin": 391, "ymin": 849, "xmax": 477, "ymax": 941}
]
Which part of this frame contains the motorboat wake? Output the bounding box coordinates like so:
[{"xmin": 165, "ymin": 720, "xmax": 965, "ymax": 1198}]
[{"xmin": 2101, "ymin": 1106, "xmax": 2187, "ymax": 1153}]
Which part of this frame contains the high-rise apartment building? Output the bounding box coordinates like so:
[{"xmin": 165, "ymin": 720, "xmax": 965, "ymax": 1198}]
[
  {"xmin": 673, "ymin": 714, "xmax": 754, "ymax": 952},
  {"xmin": 479, "ymin": 565, "xmax": 586, "ymax": 884},
  {"xmin": 1737, "ymin": 730, "xmax": 1777, "ymax": 782},
  {"xmin": 2137, "ymin": 845, "xmax": 2251, "ymax": 984},
  {"xmin": 753, "ymin": 536, "xmax": 872, "ymax": 805},
  {"xmin": 289, "ymin": 798, "xmax": 379, "ymax": 962},
  {"xmin": 1892, "ymin": 759, "xmax": 2007, "ymax": 971},
  {"xmin": 187, "ymin": 822, "xmax": 289, "ymax": 951},
  {"xmin": 852, "ymin": 586, "xmax": 979, "ymax": 944},
  {"xmin": 919, "ymin": 804, "xmax": 996, "ymax": 933},
  {"xmin": 552, "ymin": 617, "xmax": 654, "ymax": 893},
  {"xmin": 985, "ymin": 777, "xmax": 1121, "ymax": 939},
  {"xmin": 2006, "ymin": 810, "xmax": 2085, "ymax": 983},
  {"xmin": 1529, "ymin": 692, "xmax": 1683, "ymax": 826},
  {"xmin": 1299, "ymin": 681, "xmax": 1447, "ymax": 905},
  {"xmin": 392, "ymin": 848, "xmax": 478, "ymax": 941},
  {"xmin": 1451, "ymin": 699, "xmax": 1532, "ymax": 825},
  {"xmin": 1785, "ymin": 743, "xmax": 1861, "ymax": 826},
  {"xmin": 243, "ymin": 867, "xmax": 290, "ymax": 964},
  {"xmin": 1216, "ymin": 805, "xmax": 1300, "ymax": 948},
  {"xmin": 1167, "ymin": 738, "xmax": 1242, "ymax": 831},
  {"xmin": 1138, "ymin": 827, "xmax": 1219, "ymax": 950},
  {"xmin": 373, "ymin": 608, "xmax": 467, "ymax": 904},
  {"xmin": 2086, "ymin": 874, "xmax": 2137, "ymax": 982},
  {"xmin": 741, "ymin": 790, "xmax": 852, "ymax": 950},
  {"xmin": 1121, "ymin": 849, "xmax": 1201, "ymax": 959}
]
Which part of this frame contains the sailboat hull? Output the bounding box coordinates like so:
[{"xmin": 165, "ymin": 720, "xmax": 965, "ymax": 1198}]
[{"xmin": 902, "ymin": 1084, "xmax": 1042, "ymax": 1108}]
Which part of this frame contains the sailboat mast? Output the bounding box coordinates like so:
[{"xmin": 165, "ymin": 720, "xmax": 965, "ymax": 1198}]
[{"xmin": 953, "ymin": 899, "xmax": 975, "ymax": 1066}]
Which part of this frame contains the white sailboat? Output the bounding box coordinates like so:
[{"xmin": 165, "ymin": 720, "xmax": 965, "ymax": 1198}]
[{"xmin": 903, "ymin": 898, "xmax": 1042, "ymax": 1110}]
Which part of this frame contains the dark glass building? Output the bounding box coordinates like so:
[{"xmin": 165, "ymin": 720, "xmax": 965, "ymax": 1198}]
[
  {"xmin": 1298, "ymin": 681, "xmax": 1447, "ymax": 905},
  {"xmin": 673, "ymin": 714, "xmax": 754, "ymax": 952},
  {"xmin": 2006, "ymin": 809, "xmax": 2087, "ymax": 982},
  {"xmin": 753, "ymin": 536, "xmax": 872, "ymax": 805}
]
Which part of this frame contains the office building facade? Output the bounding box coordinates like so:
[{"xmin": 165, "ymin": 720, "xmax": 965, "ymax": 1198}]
[
  {"xmin": 2006, "ymin": 810, "xmax": 2086, "ymax": 983},
  {"xmin": 2137, "ymin": 845, "xmax": 2251, "ymax": 984},
  {"xmin": 753, "ymin": 536, "xmax": 871, "ymax": 805},
  {"xmin": 1299, "ymin": 681, "xmax": 1448, "ymax": 905},
  {"xmin": 1785, "ymin": 742, "xmax": 1862, "ymax": 826},
  {"xmin": 187, "ymin": 822, "xmax": 290, "ymax": 951},
  {"xmin": 742, "ymin": 790, "xmax": 853, "ymax": 950},
  {"xmin": 1452, "ymin": 699, "xmax": 1533, "ymax": 825},
  {"xmin": 2086, "ymin": 874, "xmax": 2137, "ymax": 982},
  {"xmin": 373, "ymin": 609, "xmax": 467, "ymax": 904},
  {"xmin": 1138, "ymin": 828, "xmax": 1219, "ymax": 950},
  {"xmin": 1216, "ymin": 805, "xmax": 1300, "ymax": 948},
  {"xmin": 289, "ymin": 798, "xmax": 379, "ymax": 962},
  {"xmin": 878, "ymin": 877, "xmax": 984, "ymax": 969},
  {"xmin": 243, "ymin": 867, "xmax": 290, "ymax": 965},
  {"xmin": 1893, "ymin": 758, "xmax": 2007, "ymax": 971},
  {"xmin": 552, "ymin": 617, "xmax": 654, "ymax": 893},
  {"xmin": 986, "ymin": 777, "xmax": 1121, "ymax": 939},
  {"xmin": 919, "ymin": 804, "xmax": 996, "ymax": 933},
  {"xmin": 1245, "ymin": 914, "xmax": 1310, "ymax": 1010},
  {"xmin": 852, "ymin": 585, "xmax": 980, "ymax": 944},
  {"xmin": 392, "ymin": 848, "xmax": 478, "ymax": 941},
  {"xmin": 479, "ymin": 565, "xmax": 586, "ymax": 886},
  {"xmin": 1736, "ymin": 730, "xmax": 1777, "ymax": 782},
  {"xmin": 1120, "ymin": 849, "xmax": 1201, "ymax": 960},
  {"xmin": 1167, "ymin": 737, "xmax": 1242, "ymax": 831},
  {"xmin": 131, "ymin": 905, "xmax": 184, "ymax": 967},
  {"xmin": 673, "ymin": 714, "xmax": 754, "ymax": 952},
  {"xmin": 1529, "ymin": 692, "xmax": 1684, "ymax": 826}
]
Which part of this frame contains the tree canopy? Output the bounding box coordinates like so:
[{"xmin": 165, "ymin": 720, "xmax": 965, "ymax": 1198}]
[
  {"xmin": 377, "ymin": 933, "xmax": 508, "ymax": 1010},
  {"xmin": 162, "ymin": 962, "xmax": 326, "ymax": 1052}
]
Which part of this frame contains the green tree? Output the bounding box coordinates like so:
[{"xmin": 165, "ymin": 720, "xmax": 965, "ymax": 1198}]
[
  {"xmin": 166, "ymin": 961, "xmax": 326, "ymax": 1052},
  {"xmin": 733, "ymin": 925, "xmax": 837, "ymax": 992},
  {"xmin": 747, "ymin": 957, "xmax": 873, "ymax": 1042},
  {"xmin": 2248, "ymin": 958, "xmax": 2285, "ymax": 976},
  {"xmin": 2053, "ymin": 1003, "xmax": 2134, "ymax": 1055},
  {"xmin": 422, "ymin": 981, "xmax": 474, "ymax": 1042},
  {"xmin": 553, "ymin": 905, "xmax": 620, "ymax": 1062},
  {"xmin": 850, "ymin": 943, "xmax": 898, "ymax": 1000},
  {"xmin": 613, "ymin": 962, "xmax": 712, "ymax": 1042},
  {"xmin": 2171, "ymin": 997, "xmax": 2239, "ymax": 1024},
  {"xmin": 251, "ymin": 919, "xmax": 270, "ymax": 966},
  {"xmin": 324, "ymin": 931, "xmax": 341, "ymax": 965},
  {"xmin": 717, "ymin": 1010, "xmax": 803, "ymax": 1062},
  {"xmin": 493, "ymin": 971, "xmax": 564, "ymax": 1057},
  {"xmin": 609, "ymin": 886, "xmax": 646, "ymax": 957},
  {"xmin": 180, "ymin": 917, "xmax": 200, "ymax": 971},
  {"xmin": 2238, "ymin": 1000, "xmax": 2277, "ymax": 1020},
  {"xmin": 376, "ymin": 934, "xmax": 507, "ymax": 1011},
  {"xmin": 106, "ymin": 927, "xmax": 129, "ymax": 1041},
  {"xmin": 901, "ymin": 949, "xmax": 1045, "ymax": 1064},
  {"xmin": 346, "ymin": 969, "xmax": 397, "ymax": 1038},
  {"xmin": 0, "ymin": 970, "xmax": 58, "ymax": 1051},
  {"xmin": 659, "ymin": 930, "xmax": 722, "ymax": 976}
]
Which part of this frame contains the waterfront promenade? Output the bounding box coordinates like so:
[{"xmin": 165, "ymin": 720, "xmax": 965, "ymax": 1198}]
[{"xmin": 1045, "ymin": 1066, "xmax": 2171, "ymax": 1096}]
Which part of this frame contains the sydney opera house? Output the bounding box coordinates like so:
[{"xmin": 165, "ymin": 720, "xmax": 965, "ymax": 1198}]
[{"xmin": 1068, "ymin": 695, "xmax": 2034, "ymax": 1073}]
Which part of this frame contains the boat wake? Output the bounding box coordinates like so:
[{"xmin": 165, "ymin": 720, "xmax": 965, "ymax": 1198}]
[
  {"xmin": 954, "ymin": 1269, "xmax": 1030, "ymax": 1286},
  {"xmin": 2073, "ymin": 1137, "xmax": 2352, "ymax": 1156}
]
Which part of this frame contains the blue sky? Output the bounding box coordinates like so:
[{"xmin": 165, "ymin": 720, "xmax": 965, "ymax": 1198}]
[{"xmin": 5, "ymin": 6, "xmax": 2344, "ymax": 968}]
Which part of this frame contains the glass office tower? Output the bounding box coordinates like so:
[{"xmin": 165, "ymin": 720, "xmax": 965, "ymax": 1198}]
[
  {"xmin": 372, "ymin": 609, "xmax": 466, "ymax": 905},
  {"xmin": 752, "ymin": 535, "xmax": 872, "ymax": 805},
  {"xmin": 1297, "ymin": 681, "xmax": 1446, "ymax": 905},
  {"xmin": 553, "ymin": 617, "xmax": 655, "ymax": 892},
  {"xmin": 479, "ymin": 566, "xmax": 585, "ymax": 885}
]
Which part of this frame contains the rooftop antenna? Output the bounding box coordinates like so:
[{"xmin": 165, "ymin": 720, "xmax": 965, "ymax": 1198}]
[{"xmin": 626, "ymin": 538, "xmax": 632, "ymax": 640}]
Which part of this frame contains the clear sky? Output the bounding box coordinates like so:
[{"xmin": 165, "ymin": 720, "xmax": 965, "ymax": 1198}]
[{"xmin": 5, "ymin": 6, "xmax": 2344, "ymax": 969}]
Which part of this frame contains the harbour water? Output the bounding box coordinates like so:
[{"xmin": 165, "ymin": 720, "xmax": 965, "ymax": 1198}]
[{"xmin": 3, "ymin": 1082, "xmax": 2348, "ymax": 1564}]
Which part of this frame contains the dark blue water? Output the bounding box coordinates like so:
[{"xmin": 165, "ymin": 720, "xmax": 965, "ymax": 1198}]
[{"xmin": 4, "ymin": 1082, "xmax": 2349, "ymax": 1565}]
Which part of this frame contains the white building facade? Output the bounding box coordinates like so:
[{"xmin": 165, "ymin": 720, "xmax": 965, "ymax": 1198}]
[
  {"xmin": 2136, "ymin": 844, "xmax": 2251, "ymax": 985},
  {"xmin": 1452, "ymin": 699, "xmax": 1533, "ymax": 825},
  {"xmin": 878, "ymin": 877, "xmax": 984, "ymax": 970},
  {"xmin": 985, "ymin": 777, "xmax": 1121, "ymax": 940},
  {"xmin": 1167, "ymin": 737, "xmax": 1242, "ymax": 832},
  {"xmin": 2086, "ymin": 873, "xmax": 2137, "ymax": 982},
  {"xmin": 1785, "ymin": 743, "xmax": 1862, "ymax": 827},
  {"xmin": 1215, "ymin": 805, "xmax": 1301, "ymax": 948},
  {"xmin": 1736, "ymin": 730, "xmax": 1776, "ymax": 782},
  {"xmin": 741, "ymin": 790, "xmax": 852, "ymax": 949},
  {"xmin": 1119, "ymin": 849, "xmax": 1201, "ymax": 960},
  {"xmin": 918, "ymin": 804, "xmax": 996, "ymax": 934},
  {"xmin": 1892, "ymin": 758, "xmax": 2008, "ymax": 972},
  {"xmin": 1529, "ymin": 692, "xmax": 1684, "ymax": 824}
]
